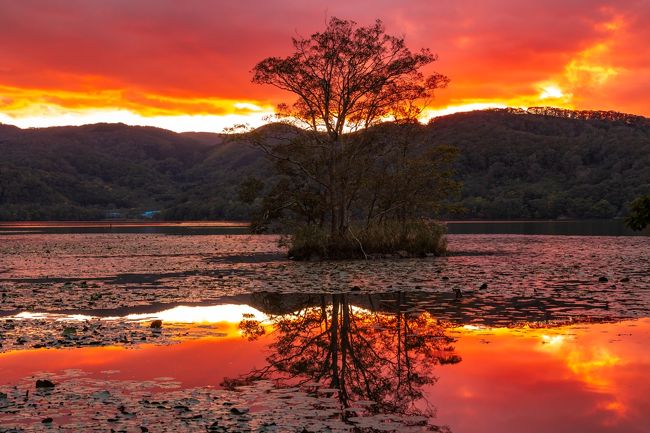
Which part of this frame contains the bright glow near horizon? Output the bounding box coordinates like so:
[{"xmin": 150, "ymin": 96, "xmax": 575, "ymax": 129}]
[
  {"xmin": 0, "ymin": 109, "xmax": 274, "ymax": 133},
  {"xmin": 1, "ymin": 102, "xmax": 544, "ymax": 133},
  {"xmin": 422, "ymin": 102, "xmax": 510, "ymax": 121}
]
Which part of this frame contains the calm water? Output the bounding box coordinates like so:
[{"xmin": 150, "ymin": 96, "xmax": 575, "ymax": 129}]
[
  {"xmin": 0, "ymin": 219, "xmax": 646, "ymax": 236},
  {"xmin": 0, "ymin": 223, "xmax": 648, "ymax": 432},
  {"xmin": 445, "ymin": 219, "xmax": 647, "ymax": 236}
]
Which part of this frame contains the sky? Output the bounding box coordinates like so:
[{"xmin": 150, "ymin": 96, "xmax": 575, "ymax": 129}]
[{"xmin": 0, "ymin": 0, "xmax": 649, "ymax": 132}]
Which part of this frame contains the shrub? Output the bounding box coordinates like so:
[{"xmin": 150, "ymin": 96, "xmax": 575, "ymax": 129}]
[
  {"xmin": 625, "ymin": 194, "xmax": 650, "ymax": 231},
  {"xmin": 287, "ymin": 220, "xmax": 447, "ymax": 260}
]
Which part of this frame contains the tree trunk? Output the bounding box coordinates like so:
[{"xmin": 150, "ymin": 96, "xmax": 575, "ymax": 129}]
[{"xmin": 329, "ymin": 296, "xmax": 340, "ymax": 389}]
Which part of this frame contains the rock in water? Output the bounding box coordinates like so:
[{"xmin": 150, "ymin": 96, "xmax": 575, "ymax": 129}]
[
  {"xmin": 480, "ymin": 283, "xmax": 488, "ymax": 290},
  {"xmin": 35, "ymin": 379, "xmax": 55, "ymax": 389},
  {"xmin": 598, "ymin": 276, "xmax": 609, "ymax": 283},
  {"xmin": 229, "ymin": 407, "xmax": 249, "ymax": 415},
  {"xmin": 150, "ymin": 320, "xmax": 163, "ymax": 329}
]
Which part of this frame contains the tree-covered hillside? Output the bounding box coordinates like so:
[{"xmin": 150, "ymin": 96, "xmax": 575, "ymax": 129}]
[
  {"xmin": 1, "ymin": 108, "xmax": 648, "ymax": 221},
  {"xmin": 431, "ymin": 108, "xmax": 650, "ymax": 219}
]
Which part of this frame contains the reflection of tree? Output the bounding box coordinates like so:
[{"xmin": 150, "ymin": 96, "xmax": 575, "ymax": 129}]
[{"xmin": 225, "ymin": 293, "xmax": 461, "ymax": 431}]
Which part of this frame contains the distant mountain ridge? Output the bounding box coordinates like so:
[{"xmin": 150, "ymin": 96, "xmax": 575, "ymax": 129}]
[
  {"xmin": 1, "ymin": 107, "xmax": 649, "ymax": 221},
  {"xmin": 495, "ymin": 106, "xmax": 650, "ymax": 126}
]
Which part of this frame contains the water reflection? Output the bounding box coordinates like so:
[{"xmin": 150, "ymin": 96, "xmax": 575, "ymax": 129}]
[
  {"xmin": 8, "ymin": 303, "xmax": 268, "ymax": 324},
  {"xmin": 122, "ymin": 304, "xmax": 268, "ymax": 323},
  {"xmin": 0, "ymin": 303, "xmax": 271, "ymax": 352},
  {"xmin": 445, "ymin": 219, "xmax": 647, "ymax": 236},
  {"xmin": 433, "ymin": 320, "xmax": 650, "ymax": 433},
  {"xmin": 225, "ymin": 293, "xmax": 461, "ymax": 432},
  {"xmin": 0, "ymin": 220, "xmax": 249, "ymax": 235},
  {"xmin": 1, "ymin": 296, "xmax": 649, "ymax": 432}
]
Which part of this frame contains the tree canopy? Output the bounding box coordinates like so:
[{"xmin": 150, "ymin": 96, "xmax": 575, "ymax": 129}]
[{"xmin": 252, "ymin": 17, "xmax": 449, "ymax": 137}]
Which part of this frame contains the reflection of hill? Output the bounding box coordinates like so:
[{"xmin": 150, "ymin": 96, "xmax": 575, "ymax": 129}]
[{"xmin": 247, "ymin": 291, "xmax": 617, "ymax": 327}]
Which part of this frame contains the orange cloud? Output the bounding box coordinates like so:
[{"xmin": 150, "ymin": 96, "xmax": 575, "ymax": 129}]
[{"xmin": 0, "ymin": 1, "xmax": 647, "ymax": 131}]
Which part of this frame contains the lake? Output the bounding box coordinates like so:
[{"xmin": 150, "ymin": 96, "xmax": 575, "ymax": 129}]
[{"xmin": 0, "ymin": 221, "xmax": 648, "ymax": 432}]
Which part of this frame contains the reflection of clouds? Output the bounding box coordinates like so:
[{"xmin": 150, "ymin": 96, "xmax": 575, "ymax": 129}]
[
  {"xmin": 456, "ymin": 322, "xmax": 627, "ymax": 391},
  {"xmin": 13, "ymin": 311, "xmax": 95, "ymax": 321},
  {"xmin": 540, "ymin": 334, "xmax": 567, "ymax": 347},
  {"xmin": 455, "ymin": 320, "xmax": 640, "ymax": 425},
  {"xmin": 11, "ymin": 304, "xmax": 269, "ymax": 324},
  {"xmin": 565, "ymin": 347, "xmax": 620, "ymax": 389},
  {"xmin": 124, "ymin": 304, "xmax": 268, "ymax": 324},
  {"xmin": 534, "ymin": 327, "xmax": 622, "ymax": 392},
  {"xmin": 432, "ymin": 321, "xmax": 650, "ymax": 433},
  {"xmin": 563, "ymin": 345, "xmax": 626, "ymax": 419},
  {"xmin": 600, "ymin": 400, "xmax": 627, "ymax": 419}
]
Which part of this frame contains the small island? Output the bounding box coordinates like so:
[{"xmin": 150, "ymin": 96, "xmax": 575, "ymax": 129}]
[{"xmin": 244, "ymin": 17, "xmax": 458, "ymax": 259}]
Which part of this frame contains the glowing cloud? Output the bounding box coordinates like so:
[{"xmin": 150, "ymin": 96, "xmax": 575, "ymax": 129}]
[
  {"xmin": 0, "ymin": 1, "xmax": 647, "ymax": 130},
  {"xmin": 538, "ymin": 83, "xmax": 567, "ymax": 100}
]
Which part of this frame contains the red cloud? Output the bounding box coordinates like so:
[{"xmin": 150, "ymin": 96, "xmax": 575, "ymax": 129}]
[{"xmin": 0, "ymin": 0, "xmax": 648, "ymax": 124}]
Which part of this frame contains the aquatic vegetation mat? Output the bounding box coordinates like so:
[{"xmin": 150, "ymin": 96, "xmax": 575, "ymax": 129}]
[{"xmin": 0, "ymin": 370, "xmax": 444, "ymax": 432}]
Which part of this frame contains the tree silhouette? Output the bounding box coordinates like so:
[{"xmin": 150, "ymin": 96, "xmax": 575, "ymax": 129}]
[{"xmin": 249, "ymin": 17, "xmax": 455, "ymax": 255}]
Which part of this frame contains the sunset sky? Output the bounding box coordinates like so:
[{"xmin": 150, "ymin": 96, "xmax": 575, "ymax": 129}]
[{"xmin": 1, "ymin": 0, "xmax": 649, "ymax": 132}]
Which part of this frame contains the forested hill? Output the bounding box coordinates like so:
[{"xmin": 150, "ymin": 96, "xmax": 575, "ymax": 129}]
[
  {"xmin": 429, "ymin": 108, "xmax": 650, "ymax": 219},
  {"xmin": 1, "ymin": 108, "xmax": 649, "ymax": 221},
  {"xmin": 0, "ymin": 122, "xmax": 266, "ymax": 220}
]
